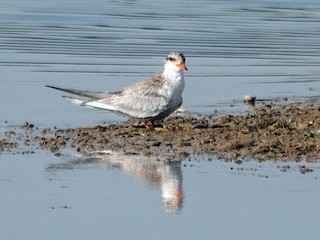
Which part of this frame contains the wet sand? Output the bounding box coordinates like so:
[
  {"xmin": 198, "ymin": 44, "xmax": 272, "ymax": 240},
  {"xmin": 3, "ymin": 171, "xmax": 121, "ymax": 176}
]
[{"xmin": 1, "ymin": 98, "xmax": 320, "ymax": 163}]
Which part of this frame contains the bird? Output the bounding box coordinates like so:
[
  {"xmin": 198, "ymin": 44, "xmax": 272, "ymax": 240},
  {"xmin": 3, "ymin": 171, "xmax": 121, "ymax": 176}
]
[{"xmin": 46, "ymin": 52, "xmax": 188, "ymax": 129}]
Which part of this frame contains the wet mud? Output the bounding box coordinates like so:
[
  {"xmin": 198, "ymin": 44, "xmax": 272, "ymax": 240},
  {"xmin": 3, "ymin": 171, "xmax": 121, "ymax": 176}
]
[{"xmin": 1, "ymin": 98, "xmax": 320, "ymax": 162}]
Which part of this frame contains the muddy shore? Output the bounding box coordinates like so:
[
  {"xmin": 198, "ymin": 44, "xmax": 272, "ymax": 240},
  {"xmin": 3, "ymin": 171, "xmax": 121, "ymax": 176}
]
[{"xmin": 1, "ymin": 98, "xmax": 320, "ymax": 162}]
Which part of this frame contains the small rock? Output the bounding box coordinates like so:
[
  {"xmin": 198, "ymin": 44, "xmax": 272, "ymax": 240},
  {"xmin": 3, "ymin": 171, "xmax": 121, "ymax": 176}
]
[{"xmin": 243, "ymin": 95, "xmax": 256, "ymax": 105}]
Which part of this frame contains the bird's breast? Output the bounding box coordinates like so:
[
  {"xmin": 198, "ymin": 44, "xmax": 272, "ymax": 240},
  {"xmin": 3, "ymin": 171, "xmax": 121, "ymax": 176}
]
[{"xmin": 158, "ymin": 80, "xmax": 184, "ymax": 105}]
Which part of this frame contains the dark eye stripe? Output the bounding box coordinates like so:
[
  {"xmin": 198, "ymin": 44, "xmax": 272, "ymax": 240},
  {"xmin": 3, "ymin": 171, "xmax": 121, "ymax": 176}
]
[{"xmin": 166, "ymin": 57, "xmax": 175, "ymax": 61}]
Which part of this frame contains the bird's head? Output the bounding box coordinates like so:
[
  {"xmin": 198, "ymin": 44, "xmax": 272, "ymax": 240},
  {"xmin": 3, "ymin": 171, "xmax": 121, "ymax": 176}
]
[{"xmin": 164, "ymin": 52, "xmax": 188, "ymax": 73}]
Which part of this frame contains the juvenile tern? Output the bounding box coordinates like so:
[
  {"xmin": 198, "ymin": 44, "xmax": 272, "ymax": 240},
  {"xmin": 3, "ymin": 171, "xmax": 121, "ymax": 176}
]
[{"xmin": 46, "ymin": 52, "xmax": 187, "ymax": 129}]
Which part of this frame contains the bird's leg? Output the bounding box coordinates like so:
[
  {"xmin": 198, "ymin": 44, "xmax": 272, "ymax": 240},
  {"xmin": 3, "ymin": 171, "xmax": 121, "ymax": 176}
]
[
  {"xmin": 144, "ymin": 120, "xmax": 155, "ymax": 130},
  {"xmin": 144, "ymin": 121, "xmax": 152, "ymax": 129}
]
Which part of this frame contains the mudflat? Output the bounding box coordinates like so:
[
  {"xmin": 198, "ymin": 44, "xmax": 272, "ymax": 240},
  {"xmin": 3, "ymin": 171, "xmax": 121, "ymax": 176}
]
[{"xmin": 1, "ymin": 98, "xmax": 320, "ymax": 162}]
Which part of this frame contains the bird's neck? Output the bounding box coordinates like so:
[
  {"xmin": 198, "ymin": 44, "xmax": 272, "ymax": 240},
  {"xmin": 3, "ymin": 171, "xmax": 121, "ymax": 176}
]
[
  {"xmin": 161, "ymin": 68, "xmax": 185, "ymax": 99},
  {"xmin": 162, "ymin": 68, "xmax": 184, "ymax": 85}
]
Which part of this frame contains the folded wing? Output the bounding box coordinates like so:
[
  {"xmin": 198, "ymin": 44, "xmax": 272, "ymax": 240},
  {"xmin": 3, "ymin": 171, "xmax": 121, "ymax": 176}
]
[{"xmin": 46, "ymin": 79, "xmax": 170, "ymax": 119}]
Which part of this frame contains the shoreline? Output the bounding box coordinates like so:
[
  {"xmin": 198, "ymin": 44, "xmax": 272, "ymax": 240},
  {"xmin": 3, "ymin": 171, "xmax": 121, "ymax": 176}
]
[{"xmin": 1, "ymin": 98, "xmax": 320, "ymax": 162}]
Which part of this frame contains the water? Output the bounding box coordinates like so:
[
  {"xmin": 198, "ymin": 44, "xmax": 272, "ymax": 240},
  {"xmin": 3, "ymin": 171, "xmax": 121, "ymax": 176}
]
[
  {"xmin": 1, "ymin": 0, "xmax": 320, "ymax": 239},
  {"xmin": 1, "ymin": 0, "xmax": 320, "ymax": 126},
  {"xmin": 1, "ymin": 152, "xmax": 320, "ymax": 239}
]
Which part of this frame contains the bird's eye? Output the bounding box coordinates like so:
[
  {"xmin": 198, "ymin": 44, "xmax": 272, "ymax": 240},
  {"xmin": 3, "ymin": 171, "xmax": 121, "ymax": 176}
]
[{"xmin": 167, "ymin": 57, "xmax": 174, "ymax": 61}]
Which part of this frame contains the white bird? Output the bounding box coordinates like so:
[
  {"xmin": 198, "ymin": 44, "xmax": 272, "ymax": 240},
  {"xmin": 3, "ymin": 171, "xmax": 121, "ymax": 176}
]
[{"xmin": 46, "ymin": 52, "xmax": 188, "ymax": 129}]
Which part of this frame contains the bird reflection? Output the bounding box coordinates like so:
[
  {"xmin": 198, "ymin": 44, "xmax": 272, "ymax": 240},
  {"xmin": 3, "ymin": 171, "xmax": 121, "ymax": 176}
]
[
  {"xmin": 95, "ymin": 151, "xmax": 184, "ymax": 213},
  {"xmin": 47, "ymin": 151, "xmax": 184, "ymax": 213}
]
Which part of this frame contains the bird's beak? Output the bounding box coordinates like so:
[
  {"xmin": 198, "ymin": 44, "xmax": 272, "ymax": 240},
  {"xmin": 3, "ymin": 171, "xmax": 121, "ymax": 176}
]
[{"xmin": 176, "ymin": 63, "xmax": 188, "ymax": 71}]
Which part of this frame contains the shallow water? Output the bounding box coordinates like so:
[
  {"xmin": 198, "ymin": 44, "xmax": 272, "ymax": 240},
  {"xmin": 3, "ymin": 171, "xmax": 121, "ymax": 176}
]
[
  {"xmin": 1, "ymin": 0, "xmax": 320, "ymax": 239},
  {"xmin": 1, "ymin": 152, "xmax": 320, "ymax": 240}
]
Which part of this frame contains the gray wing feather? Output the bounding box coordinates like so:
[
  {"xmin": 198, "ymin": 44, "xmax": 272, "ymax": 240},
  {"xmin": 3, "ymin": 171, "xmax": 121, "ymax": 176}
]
[
  {"xmin": 47, "ymin": 75, "xmax": 171, "ymax": 119},
  {"xmin": 94, "ymin": 91, "xmax": 169, "ymax": 119}
]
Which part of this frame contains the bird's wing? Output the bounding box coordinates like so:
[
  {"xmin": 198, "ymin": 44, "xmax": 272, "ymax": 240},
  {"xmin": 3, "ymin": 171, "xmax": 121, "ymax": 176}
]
[
  {"xmin": 85, "ymin": 76, "xmax": 170, "ymax": 119},
  {"xmin": 47, "ymin": 75, "xmax": 171, "ymax": 119},
  {"xmin": 87, "ymin": 91, "xmax": 169, "ymax": 119}
]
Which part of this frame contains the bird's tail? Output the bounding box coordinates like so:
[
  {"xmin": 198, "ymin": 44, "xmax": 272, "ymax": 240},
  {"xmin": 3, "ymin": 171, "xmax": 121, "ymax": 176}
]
[
  {"xmin": 46, "ymin": 85, "xmax": 111, "ymax": 100},
  {"xmin": 46, "ymin": 85, "xmax": 117, "ymax": 111}
]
